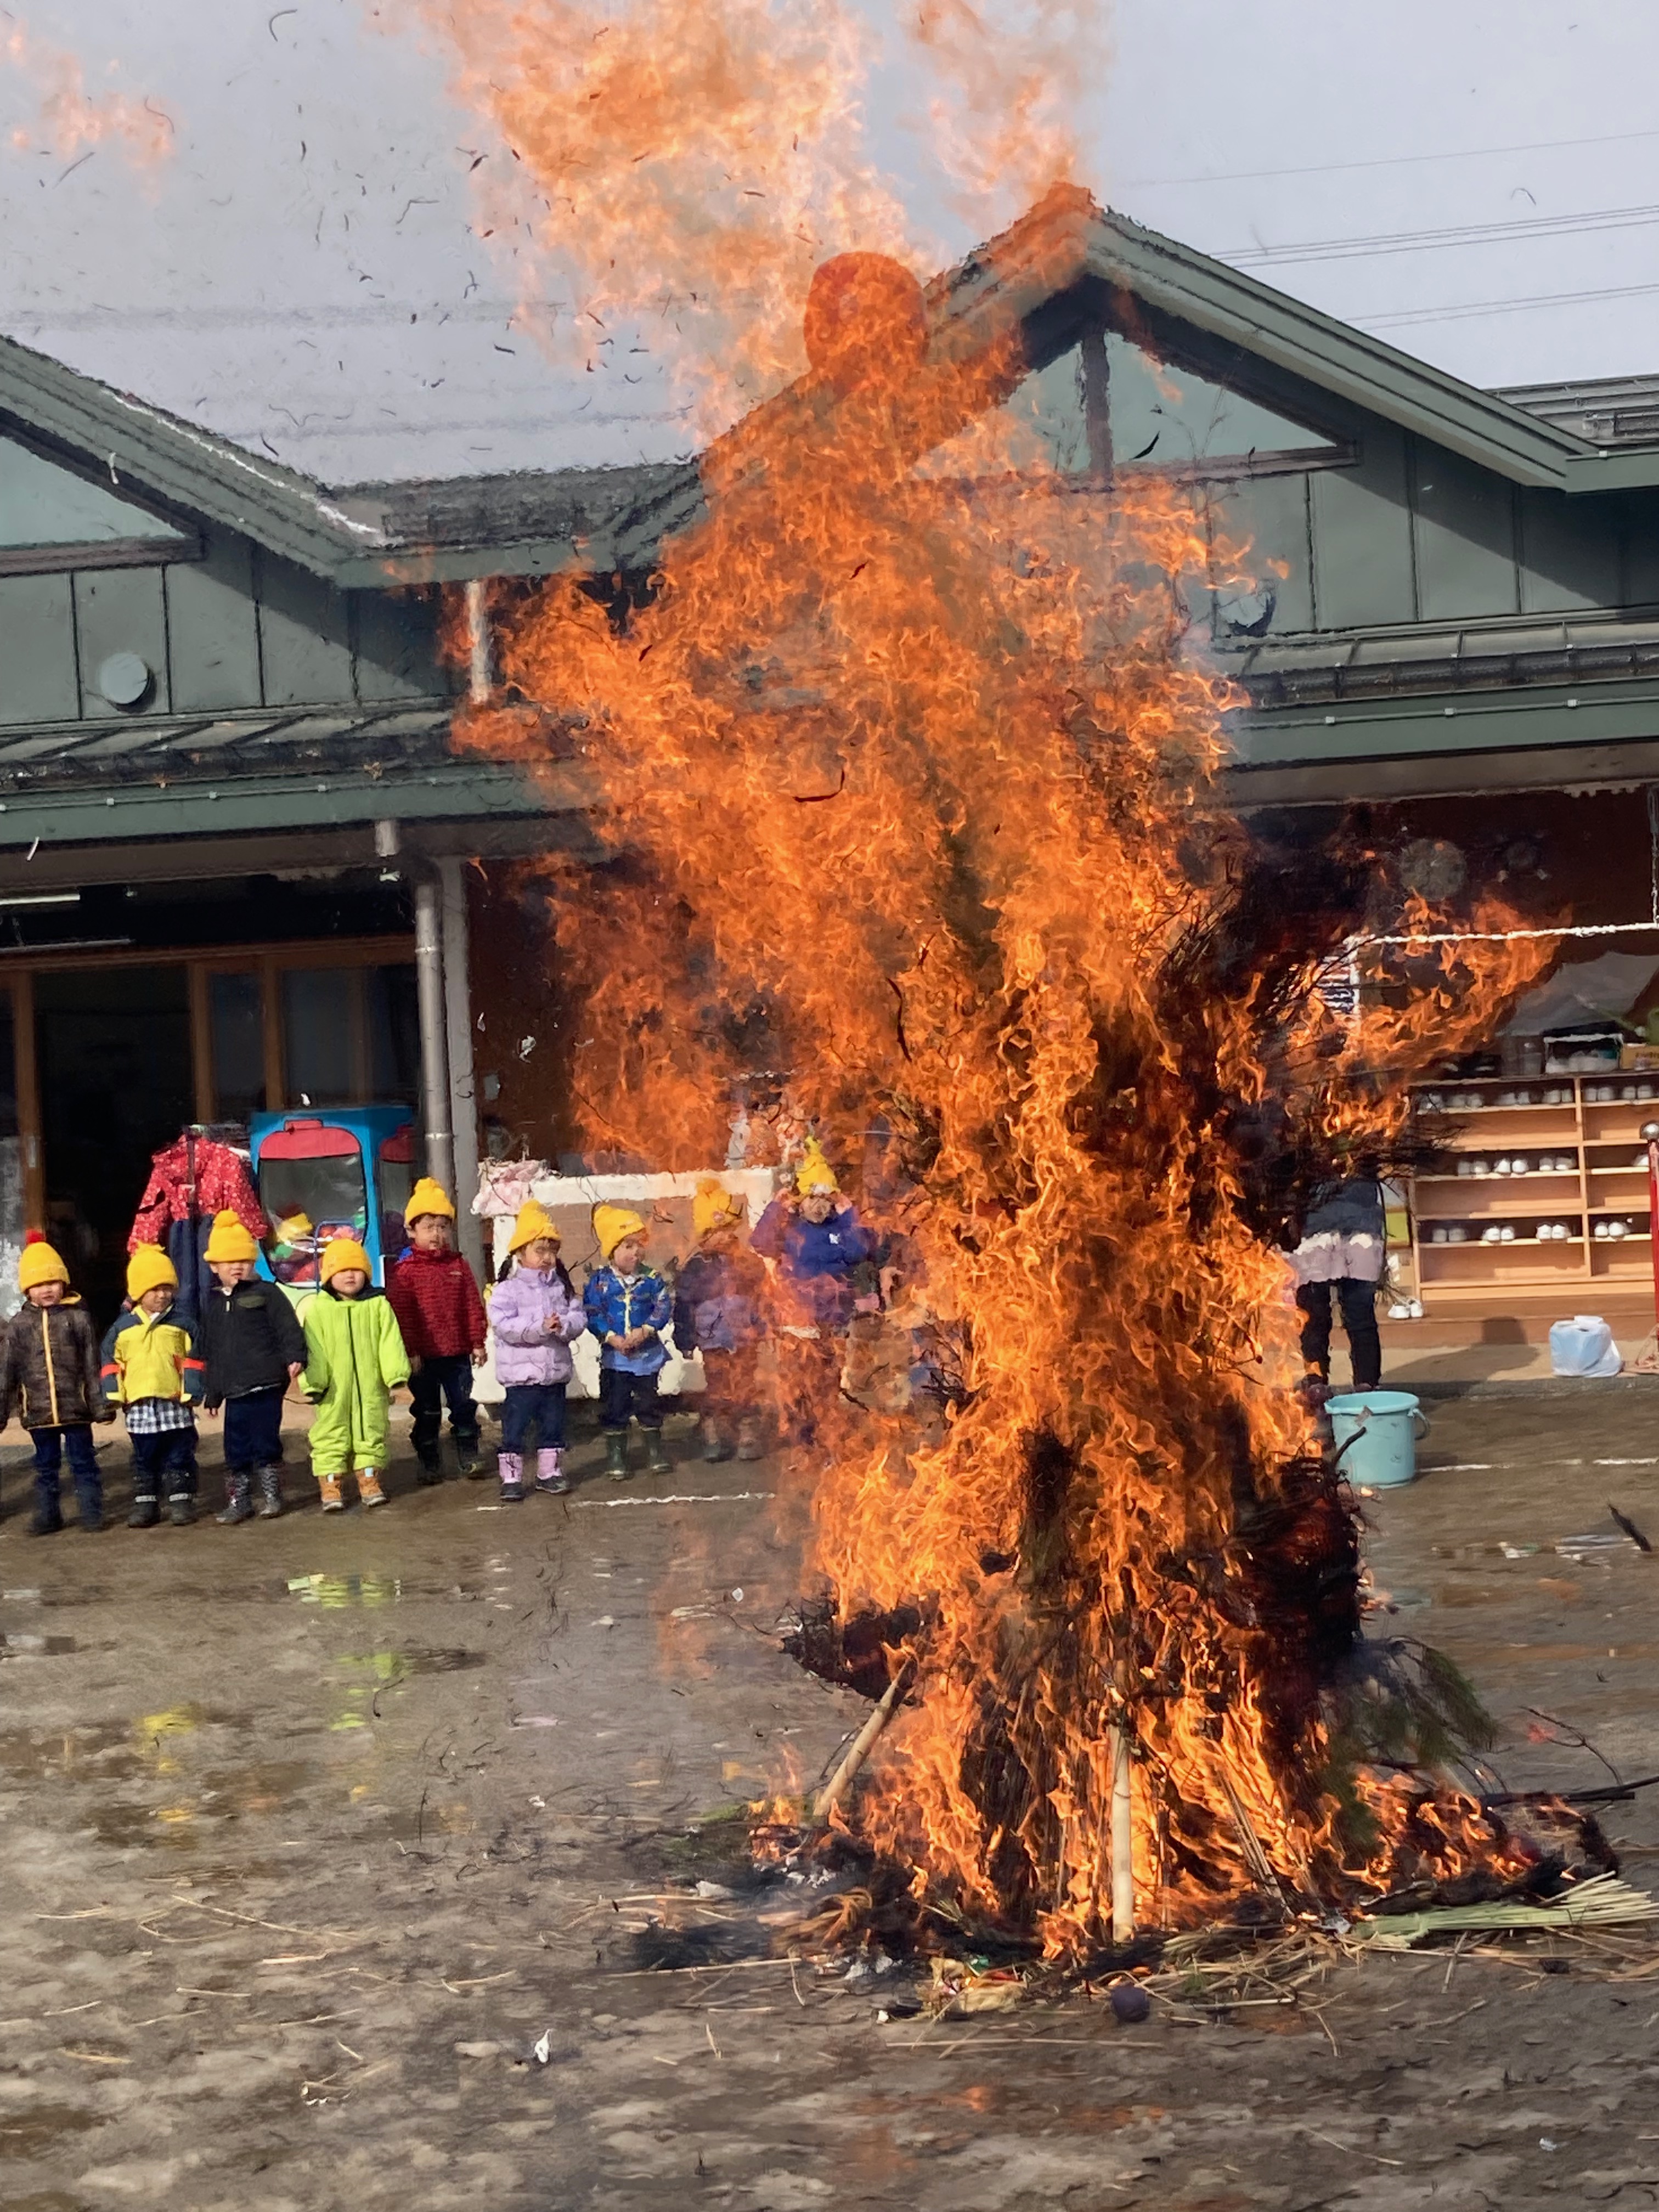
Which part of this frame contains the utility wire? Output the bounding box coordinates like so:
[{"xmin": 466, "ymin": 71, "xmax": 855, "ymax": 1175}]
[
  {"xmin": 1357, "ymin": 276, "xmax": 1659, "ymax": 332},
  {"xmin": 1122, "ymin": 123, "xmax": 1659, "ymax": 192},
  {"xmin": 1226, "ymin": 199, "xmax": 1659, "ymax": 270}
]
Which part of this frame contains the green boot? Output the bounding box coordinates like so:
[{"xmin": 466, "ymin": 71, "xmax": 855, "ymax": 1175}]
[
  {"xmin": 643, "ymin": 1426, "xmax": 672, "ymax": 1476},
  {"xmin": 604, "ymin": 1430, "xmax": 632, "ymax": 1482}
]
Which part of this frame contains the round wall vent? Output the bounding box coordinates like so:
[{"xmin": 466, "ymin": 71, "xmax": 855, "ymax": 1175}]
[{"xmin": 98, "ymin": 651, "xmax": 153, "ymax": 709}]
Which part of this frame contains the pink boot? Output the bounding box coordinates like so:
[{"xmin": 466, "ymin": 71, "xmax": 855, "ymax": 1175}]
[
  {"xmin": 534, "ymin": 1448, "xmax": 569, "ymax": 1496},
  {"xmin": 498, "ymin": 1450, "xmax": 525, "ymax": 1503}
]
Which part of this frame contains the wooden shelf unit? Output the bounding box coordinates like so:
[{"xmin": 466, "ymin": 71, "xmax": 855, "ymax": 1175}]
[{"xmin": 1410, "ymin": 1074, "xmax": 1659, "ymax": 1310}]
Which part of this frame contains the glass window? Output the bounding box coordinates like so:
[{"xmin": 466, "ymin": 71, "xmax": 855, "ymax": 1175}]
[
  {"xmin": 210, "ymin": 971, "xmax": 264, "ymax": 1122},
  {"xmin": 1, "ymin": 435, "xmax": 189, "ymax": 550},
  {"xmin": 378, "ymin": 1128, "xmax": 415, "ymax": 1262},
  {"xmin": 258, "ymin": 1129, "xmax": 369, "ymax": 1290},
  {"xmin": 917, "ymin": 335, "xmax": 1343, "ymax": 480},
  {"xmin": 282, "ymin": 969, "xmax": 356, "ymax": 1105},
  {"xmin": 368, "ymin": 964, "xmax": 420, "ymax": 1102}
]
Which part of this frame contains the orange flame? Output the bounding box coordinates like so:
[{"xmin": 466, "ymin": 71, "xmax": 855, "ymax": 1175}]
[
  {"xmin": 433, "ymin": 15, "xmax": 1550, "ymax": 1951},
  {"xmin": 2, "ymin": 18, "xmax": 174, "ymax": 168}
]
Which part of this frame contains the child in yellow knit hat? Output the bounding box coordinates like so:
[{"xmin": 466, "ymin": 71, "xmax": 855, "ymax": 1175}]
[
  {"xmin": 300, "ymin": 1238, "xmax": 410, "ymax": 1510},
  {"xmin": 386, "ymin": 1177, "xmax": 488, "ymax": 1482},
  {"xmin": 101, "ymin": 1246, "xmax": 205, "ymax": 1528},
  {"xmin": 583, "ymin": 1204, "xmax": 674, "ymax": 1480},
  {"xmin": 1, "ymin": 1234, "xmax": 112, "ymax": 1534},
  {"xmin": 673, "ymin": 1181, "xmax": 768, "ymax": 1462},
  {"xmin": 199, "ymin": 1210, "xmax": 306, "ymax": 1525}
]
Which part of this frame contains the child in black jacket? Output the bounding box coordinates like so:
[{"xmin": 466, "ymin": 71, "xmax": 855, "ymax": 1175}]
[{"xmin": 199, "ymin": 1211, "xmax": 306, "ymax": 1523}]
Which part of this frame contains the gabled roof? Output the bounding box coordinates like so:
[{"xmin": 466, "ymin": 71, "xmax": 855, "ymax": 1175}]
[
  {"xmin": 921, "ymin": 186, "xmax": 1635, "ymax": 494},
  {"xmin": 0, "ymin": 330, "xmax": 686, "ymax": 589},
  {"xmin": 8, "ymin": 189, "xmax": 1658, "ymax": 601}
]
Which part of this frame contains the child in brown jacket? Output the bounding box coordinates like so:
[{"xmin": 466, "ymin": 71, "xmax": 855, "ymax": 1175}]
[{"xmin": 1, "ymin": 1233, "xmax": 111, "ymax": 1535}]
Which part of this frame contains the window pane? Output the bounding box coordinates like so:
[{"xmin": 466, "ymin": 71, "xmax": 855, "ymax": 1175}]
[
  {"xmin": 367, "ymin": 963, "xmax": 420, "ymax": 1101},
  {"xmin": 210, "ymin": 971, "xmax": 264, "ymax": 1122},
  {"xmin": 258, "ymin": 1148, "xmax": 369, "ymax": 1290},
  {"xmin": 282, "ymin": 969, "xmax": 355, "ymax": 1105},
  {"xmin": 1, "ymin": 435, "xmax": 188, "ymax": 549}
]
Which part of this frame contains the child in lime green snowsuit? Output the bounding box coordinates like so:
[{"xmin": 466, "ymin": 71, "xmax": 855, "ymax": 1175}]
[{"xmin": 301, "ymin": 1237, "xmax": 410, "ymax": 1510}]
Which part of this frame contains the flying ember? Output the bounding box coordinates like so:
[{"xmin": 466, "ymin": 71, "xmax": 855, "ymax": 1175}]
[{"xmin": 438, "ymin": 27, "xmax": 1554, "ymax": 1941}]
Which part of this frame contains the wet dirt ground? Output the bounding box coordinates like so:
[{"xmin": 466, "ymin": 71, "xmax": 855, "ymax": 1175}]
[{"xmin": 5, "ymin": 1391, "xmax": 1659, "ymax": 2210}]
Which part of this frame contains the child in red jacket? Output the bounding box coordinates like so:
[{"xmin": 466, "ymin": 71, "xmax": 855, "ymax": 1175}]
[{"xmin": 386, "ymin": 1178, "xmax": 487, "ymax": 1481}]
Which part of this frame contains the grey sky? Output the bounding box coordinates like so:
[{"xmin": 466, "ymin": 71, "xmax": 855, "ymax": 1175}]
[{"xmin": 2, "ymin": 0, "xmax": 1656, "ymax": 486}]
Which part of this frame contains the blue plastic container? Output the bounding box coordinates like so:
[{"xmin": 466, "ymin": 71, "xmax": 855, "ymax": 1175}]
[
  {"xmin": 1325, "ymin": 1390, "xmax": 1430, "ymax": 1488},
  {"xmin": 249, "ymin": 1105, "xmax": 416, "ymax": 1299}
]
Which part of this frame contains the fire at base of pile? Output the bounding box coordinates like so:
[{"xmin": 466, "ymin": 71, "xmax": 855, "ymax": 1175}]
[{"xmin": 702, "ymin": 1442, "xmax": 1632, "ymax": 1982}]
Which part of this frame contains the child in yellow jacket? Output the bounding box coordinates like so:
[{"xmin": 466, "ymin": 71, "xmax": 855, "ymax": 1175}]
[{"xmin": 100, "ymin": 1246, "xmax": 205, "ymax": 1528}]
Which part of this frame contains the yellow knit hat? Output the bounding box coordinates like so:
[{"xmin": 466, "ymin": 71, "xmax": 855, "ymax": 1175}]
[
  {"xmin": 795, "ymin": 1136, "xmax": 839, "ymax": 1195},
  {"xmin": 593, "ymin": 1203, "xmax": 647, "ymax": 1262},
  {"xmin": 319, "ymin": 1236, "xmax": 373, "ymax": 1285},
  {"xmin": 127, "ymin": 1245, "xmax": 179, "ymax": 1301},
  {"xmin": 404, "ymin": 1176, "xmax": 456, "ymax": 1226},
  {"xmin": 17, "ymin": 1234, "xmax": 68, "ymax": 1294},
  {"xmin": 204, "ymin": 1210, "xmax": 259, "ymax": 1265},
  {"xmin": 507, "ymin": 1199, "xmax": 560, "ymax": 1255},
  {"xmin": 693, "ymin": 1178, "xmax": 746, "ymax": 1238}
]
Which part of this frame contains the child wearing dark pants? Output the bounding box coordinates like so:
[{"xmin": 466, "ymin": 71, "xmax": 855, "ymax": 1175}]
[
  {"xmin": 1, "ymin": 1234, "xmax": 112, "ymax": 1535},
  {"xmin": 584, "ymin": 1205, "xmax": 673, "ymax": 1482},
  {"xmin": 199, "ymin": 1211, "xmax": 308, "ymax": 1523},
  {"xmin": 387, "ymin": 1179, "xmax": 488, "ymax": 1482},
  {"xmin": 102, "ymin": 1246, "xmax": 205, "ymax": 1528},
  {"xmin": 488, "ymin": 1202, "xmax": 586, "ymax": 1500}
]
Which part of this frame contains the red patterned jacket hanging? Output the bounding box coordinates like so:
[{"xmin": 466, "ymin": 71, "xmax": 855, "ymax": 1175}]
[{"xmin": 128, "ymin": 1138, "xmax": 265, "ymax": 1253}]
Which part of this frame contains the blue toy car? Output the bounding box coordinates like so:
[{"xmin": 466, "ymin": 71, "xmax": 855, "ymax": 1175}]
[{"xmin": 249, "ymin": 1106, "xmax": 416, "ymax": 1297}]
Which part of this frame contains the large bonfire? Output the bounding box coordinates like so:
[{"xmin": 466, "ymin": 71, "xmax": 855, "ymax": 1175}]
[{"xmin": 428, "ymin": 13, "xmax": 1549, "ymax": 1954}]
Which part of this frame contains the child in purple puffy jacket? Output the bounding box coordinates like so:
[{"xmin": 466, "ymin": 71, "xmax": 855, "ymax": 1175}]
[{"xmin": 488, "ymin": 1203, "xmax": 587, "ymax": 1500}]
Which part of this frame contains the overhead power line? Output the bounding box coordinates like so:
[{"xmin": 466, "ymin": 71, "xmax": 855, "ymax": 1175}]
[
  {"xmin": 1122, "ymin": 123, "xmax": 1659, "ymax": 191},
  {"xmin": 1357, "ymin": 277, "xmax": 1659, "ymax": 332},
  {"xmin": 1226, "ymin": 199, "xmax": 1659, "ymax": 269}
]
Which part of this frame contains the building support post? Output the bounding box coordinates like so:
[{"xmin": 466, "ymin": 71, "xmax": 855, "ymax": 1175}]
[
  {"xmin": 438, "ymin": 855, "xmax": 485, "ymax": 1278},
  {"xmin": 413, "ymin": 874, "xmax": 455, "ymax": 1199},
  {"xmin": 464, "ymin": 579, "xmax": 493, "ymax": 705}
]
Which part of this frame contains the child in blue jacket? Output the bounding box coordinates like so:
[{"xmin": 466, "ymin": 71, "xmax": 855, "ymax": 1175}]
[{"xmin": 584, "ymin": 1204, "xmax": 672, "ymax": 1481}]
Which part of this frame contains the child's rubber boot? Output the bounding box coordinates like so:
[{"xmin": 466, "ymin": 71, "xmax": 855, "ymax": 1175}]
[
  {"xmin": 318, "ymin": 1472, "xmax": 345, "ymax": 1513},
  {"xmin": 80, "ymin": 1508, "xmax": 104, "ymax": 1535},
  {"xmin": 216, "ymin": 1474, "xmax": 254, "ymax": 1526},
  {"xmin": 736, "ymin": 1418, "xmax": 764, "ymax": 1463},
  {"xmin": 456, "ymin": 1434, "xmax": 484, "ymax": 1479},
  {"xmin": 168, "ymin": 1492, "xmax": 196, "ymax": 1527},
  {"xmin": 357, "ymin": 1470, "xmax": 388, "ymax": 1509},
  {"xmin": 256, "ymin": 1465, "xmax": 283, "ymax": 1519},
  {"xmin": 701, "ymin": 1414, "xmax": 730, "ymax": 1463},
  {"xmin": 29, "ymin": 1509, "xmax": 63, "ymax": 1537},
  {"xmin": 414, "ymin": 1443, "xmax": 442, "ymax": 1487},
  {"xmin": 604, "ymin": 1431, "xmax": 631, "ymax": 1482},
  {"xmin": 128, "ymin": 1493, "xmax": 160, "ymax": 1529},
  {"xmin": 498, "ymin": 1449, "xmax": 525, "ymax": 1503},
  {"xmin": 643, "ymin": 1427, "xmax": 673, "ymax": 1477},
  {"xmin": 534, "ymin": 1448, "xmax": 569, "ymax": 1497}
]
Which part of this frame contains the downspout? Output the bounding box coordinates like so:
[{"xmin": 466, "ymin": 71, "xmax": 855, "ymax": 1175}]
[
  {"xmin": 413, "ymin": 874, "xmax": 455, "ymax": 1200},
  {"xmin": 438, "ymin": 855, "xmax": 486, "ymax": 1279}
]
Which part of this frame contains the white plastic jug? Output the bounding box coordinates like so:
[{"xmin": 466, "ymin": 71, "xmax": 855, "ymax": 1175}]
[{"xmin": 1548, "ymin": 1315, "xmax": 1623, "ymax": 1379}]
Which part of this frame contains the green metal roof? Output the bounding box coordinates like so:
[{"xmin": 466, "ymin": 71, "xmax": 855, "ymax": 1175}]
[{"xmin": 10, "ymin": 190, "xmax": 1657, "ymax": 604}]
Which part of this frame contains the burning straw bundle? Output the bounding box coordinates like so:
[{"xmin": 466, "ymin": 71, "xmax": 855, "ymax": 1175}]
[{"xmin": 460, "ymin": 228, "xmax": 1550, "ymax": 1956}]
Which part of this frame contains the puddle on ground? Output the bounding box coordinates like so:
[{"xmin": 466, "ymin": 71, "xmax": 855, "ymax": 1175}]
[
  {"xmin": 326, "ymin": 1647, "xmax": 486, "ymax": 1730},
  {"xmin": 0, "ymin": 2104, "xmax": 99, "ymax": 2157},
  {"xmin": 285, "ymin": 1574, "xmax": 492, "ymax": 1607},
  {"xmin": 87, "ymin": 1758, "xmax": 322, "ymax": 1848},
  {"xmin": 1, "ymin": 1633, "xmax": 76, "ymax": 1655}
]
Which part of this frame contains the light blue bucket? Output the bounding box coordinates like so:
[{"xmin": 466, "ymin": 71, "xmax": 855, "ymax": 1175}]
[{"xmin": 1325, "ymin": 1391, "xmax": 1430, "ymax": 1488}]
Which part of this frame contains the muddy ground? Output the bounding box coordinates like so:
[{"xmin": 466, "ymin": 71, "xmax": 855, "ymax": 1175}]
[{"xmin": 4, "ymin": 1389, "xmax": 1659, "ymax": 2211}]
